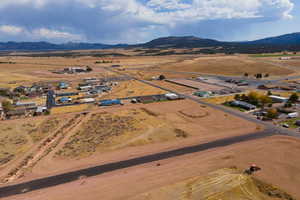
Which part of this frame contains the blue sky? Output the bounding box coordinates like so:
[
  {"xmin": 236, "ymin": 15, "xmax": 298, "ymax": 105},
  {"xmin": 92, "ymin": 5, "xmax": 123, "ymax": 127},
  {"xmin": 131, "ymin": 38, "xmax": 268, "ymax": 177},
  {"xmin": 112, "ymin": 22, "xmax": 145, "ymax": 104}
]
[{"xmin": 0, "ymin": 0, "xmax": 298, "ymax": 44}]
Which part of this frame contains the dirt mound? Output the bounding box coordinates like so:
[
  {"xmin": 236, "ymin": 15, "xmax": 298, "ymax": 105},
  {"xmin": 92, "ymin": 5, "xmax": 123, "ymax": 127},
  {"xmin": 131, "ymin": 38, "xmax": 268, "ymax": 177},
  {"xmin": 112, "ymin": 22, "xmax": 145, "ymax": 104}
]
[{"xmin": 133, "ymin": 168, "xmax": 295, "ymax": 200}]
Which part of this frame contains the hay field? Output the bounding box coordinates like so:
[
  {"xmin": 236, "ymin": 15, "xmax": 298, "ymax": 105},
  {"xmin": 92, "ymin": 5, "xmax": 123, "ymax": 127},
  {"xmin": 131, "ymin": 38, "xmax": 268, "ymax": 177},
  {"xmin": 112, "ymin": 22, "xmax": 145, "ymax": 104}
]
[{"xmin": 159, "ymin": 56, "xmax": 293, "ymax": 76}]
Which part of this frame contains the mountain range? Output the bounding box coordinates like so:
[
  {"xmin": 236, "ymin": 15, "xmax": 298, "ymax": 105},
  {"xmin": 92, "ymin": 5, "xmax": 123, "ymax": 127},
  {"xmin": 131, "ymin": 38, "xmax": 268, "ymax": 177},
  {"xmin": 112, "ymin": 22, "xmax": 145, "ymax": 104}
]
[{"xmin": 0, "ymin": 32, "xmax": 300, "ymax": 53}]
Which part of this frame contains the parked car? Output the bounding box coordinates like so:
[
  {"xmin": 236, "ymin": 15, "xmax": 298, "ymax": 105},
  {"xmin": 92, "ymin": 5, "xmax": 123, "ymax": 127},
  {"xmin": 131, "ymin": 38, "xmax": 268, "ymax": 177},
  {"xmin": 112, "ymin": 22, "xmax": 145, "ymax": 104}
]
[
  {"xmin": 131, "ymin": 98, "xmax": 138, "ymax": 103},
  {"xmin": 282, "ymin": 123, "xmax": 289, "ymax": 128}
]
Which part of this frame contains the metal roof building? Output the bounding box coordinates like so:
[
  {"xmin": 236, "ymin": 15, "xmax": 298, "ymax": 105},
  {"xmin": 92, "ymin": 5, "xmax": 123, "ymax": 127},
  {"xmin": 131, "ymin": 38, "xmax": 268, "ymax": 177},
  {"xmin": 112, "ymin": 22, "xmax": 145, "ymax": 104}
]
[{"xmin": 230, "ymin": 101, "xmax": 257, "ymax": 110}]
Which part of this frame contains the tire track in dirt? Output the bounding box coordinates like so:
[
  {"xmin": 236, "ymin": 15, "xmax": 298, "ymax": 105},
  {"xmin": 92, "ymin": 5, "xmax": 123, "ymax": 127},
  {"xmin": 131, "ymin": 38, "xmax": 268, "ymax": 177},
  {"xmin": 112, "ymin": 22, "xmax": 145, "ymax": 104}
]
[{"xmin": 1, "ymin": 113, "xmax": 86, "ymax": 184}]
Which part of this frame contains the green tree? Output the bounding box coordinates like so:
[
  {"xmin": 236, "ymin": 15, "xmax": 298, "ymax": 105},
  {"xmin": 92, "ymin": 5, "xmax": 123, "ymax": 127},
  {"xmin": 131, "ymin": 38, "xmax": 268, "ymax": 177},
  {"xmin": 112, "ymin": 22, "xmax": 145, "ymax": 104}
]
[
  {"xmin": 234, "ymin": 94, "xmax": 241, "ymax": 101},
  {"xmin": 86, "ymin": 66, "xmax": 93, "ymax": 72},
  {"xmin": 159, "ymin": 75, "xmax": 166, "ymax": 80},
  {"xmin": 266, "ymin": 109, "xmax": 278, "ymax": 119},
  {"xmin": 267, "ymin": 91, "xmax": 272, "ymax": 96},
  {"xmin": 248, "ymin": 91, "xmax": 260, "ymax": 105},
  {"xmin": 289, "ymin": 93, "xmax": 299, "ymax": 103},
  {"xmin": 259, "ymin": 95, "xmax": 272, "ymax": 108}
]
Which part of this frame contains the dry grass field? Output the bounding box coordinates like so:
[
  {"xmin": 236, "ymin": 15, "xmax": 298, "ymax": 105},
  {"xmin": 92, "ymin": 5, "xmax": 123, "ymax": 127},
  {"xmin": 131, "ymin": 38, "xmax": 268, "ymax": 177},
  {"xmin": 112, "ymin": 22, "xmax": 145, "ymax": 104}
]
[
  {"xmin": 51, "ymin": 104, "xmax": 91, "ymax": 115},
  {"xmin": 0, "ymin": 53, "xmax": 296, "ymax": 90},
  {"xmin": 158, "ymin": 55, "xmax": 294, "ymax": 76},
  {"xmin": 0, "ymin": 116, "xmax": 64, "ymax": 168},
  {"xmin": 203, "ymin": 94, "xmax": 238, "ymax": 104},
  {"xmin": 99, "ymin": 80, "xmax": 166, "ymax": 100},
  {"xmin": 0, "ymin": 57, "xmax": 116, "ymax": 88},
  {"xmin": 28, "ymin": 99, "xmax": 258, "ymax": 177},
  {"xmin": 55, "ymin": 108, "xmax": 184, "ymax": 159}
]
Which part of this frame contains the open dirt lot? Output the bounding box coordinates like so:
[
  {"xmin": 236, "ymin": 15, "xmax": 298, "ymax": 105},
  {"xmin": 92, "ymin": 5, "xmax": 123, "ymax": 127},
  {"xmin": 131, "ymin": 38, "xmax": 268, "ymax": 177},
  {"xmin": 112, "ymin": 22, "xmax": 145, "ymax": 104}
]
[
  {"xmin": 158, "ymin": 55, "xmax": 294, "ymax": 77},
  {"xmin": 4, "ymin": 136, "xmax": 300, "ymax": 200}
]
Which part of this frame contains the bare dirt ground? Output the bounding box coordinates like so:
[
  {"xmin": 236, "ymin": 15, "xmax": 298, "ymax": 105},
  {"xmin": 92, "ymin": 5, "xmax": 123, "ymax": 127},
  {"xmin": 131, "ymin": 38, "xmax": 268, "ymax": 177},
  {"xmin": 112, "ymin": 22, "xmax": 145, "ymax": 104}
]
[{"xmin": 4, "ymin": 135, "xmax": 300, "ymax": 200}]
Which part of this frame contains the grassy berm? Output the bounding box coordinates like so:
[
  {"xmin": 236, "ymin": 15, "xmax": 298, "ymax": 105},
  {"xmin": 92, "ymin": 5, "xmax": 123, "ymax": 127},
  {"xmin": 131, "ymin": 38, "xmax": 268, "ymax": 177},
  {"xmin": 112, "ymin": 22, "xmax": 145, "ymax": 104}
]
[{"xmin": 133, "ymin": 168, "xmax": 295, "ymax": 200}]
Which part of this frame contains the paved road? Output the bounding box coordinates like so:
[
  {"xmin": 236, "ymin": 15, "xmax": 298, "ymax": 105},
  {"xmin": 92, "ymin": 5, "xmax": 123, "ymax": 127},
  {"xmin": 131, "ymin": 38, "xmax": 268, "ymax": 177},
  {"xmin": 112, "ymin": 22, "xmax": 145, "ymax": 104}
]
[{"xmin": 0, "ymin": 130, "xmax": 274, "ymax": 198}]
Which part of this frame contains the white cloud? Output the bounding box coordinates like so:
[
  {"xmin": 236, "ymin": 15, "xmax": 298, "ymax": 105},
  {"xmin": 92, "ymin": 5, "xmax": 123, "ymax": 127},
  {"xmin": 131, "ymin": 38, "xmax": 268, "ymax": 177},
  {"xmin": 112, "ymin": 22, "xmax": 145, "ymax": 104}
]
[
  {"xmin": 0, "ymin": 0, "xmax": 295, "ymax": 43},
  {"xmin": 0, "ymin": 25, "xmax": 24, "ymax": 35},
  {"xmin": 32, "ymin": 28, "xmax": 83, "ymax": 40},
  {"xmin": 0, "ymin": 24, "xmax": 83, "ymax": 42}
]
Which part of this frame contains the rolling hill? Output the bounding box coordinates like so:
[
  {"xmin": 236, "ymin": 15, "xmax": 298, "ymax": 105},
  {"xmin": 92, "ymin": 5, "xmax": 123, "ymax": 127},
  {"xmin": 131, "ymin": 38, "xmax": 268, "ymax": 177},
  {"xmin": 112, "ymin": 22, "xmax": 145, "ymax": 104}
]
[{"xmin": 0, "ymin": 32, "xmax": 300, "ymax": 53}]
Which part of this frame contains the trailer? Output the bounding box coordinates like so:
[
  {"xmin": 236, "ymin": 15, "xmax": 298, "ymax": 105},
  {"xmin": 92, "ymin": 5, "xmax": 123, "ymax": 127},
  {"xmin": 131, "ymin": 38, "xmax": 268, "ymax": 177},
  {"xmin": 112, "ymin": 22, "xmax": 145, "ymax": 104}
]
[
  {"xmin": 81, "ymin": 98, "xmax": 95, "ymax": 103},
  {"xmin": 288, "ymin": 112, "xmax": 298, "ymax": 119}
]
